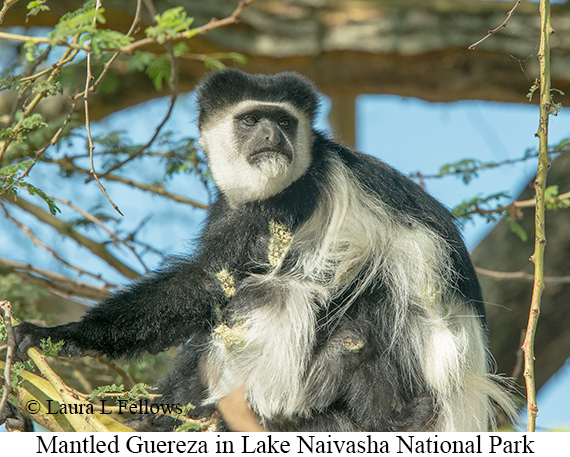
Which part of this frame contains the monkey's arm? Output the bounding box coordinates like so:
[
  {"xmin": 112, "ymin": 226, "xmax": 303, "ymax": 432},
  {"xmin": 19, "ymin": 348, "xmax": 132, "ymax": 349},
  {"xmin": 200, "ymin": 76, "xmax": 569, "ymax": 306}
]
[{"xmin": 14, "ymin": 261, "xmax": 220, "ymax": 359}]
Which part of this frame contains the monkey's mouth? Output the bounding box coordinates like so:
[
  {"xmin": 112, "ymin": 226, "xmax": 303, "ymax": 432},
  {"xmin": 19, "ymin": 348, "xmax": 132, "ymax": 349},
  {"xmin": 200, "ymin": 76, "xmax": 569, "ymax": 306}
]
[{"xmin": 247, "ymin": 148, "xmax": 292, "ymax": 165}]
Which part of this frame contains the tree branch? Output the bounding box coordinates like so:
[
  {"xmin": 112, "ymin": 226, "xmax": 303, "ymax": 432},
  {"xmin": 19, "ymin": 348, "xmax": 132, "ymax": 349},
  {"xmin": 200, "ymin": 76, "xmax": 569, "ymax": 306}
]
[
  {"xmin": 0, "ymin": 301, "xmax": 16, "ymax": 426},
  {"xmin": 522, "ymin": 0, "xmax": 553, "ymax": 433},
  {"xmin": 469, "ymin": 0, "xmax": 522, "ymax": 50},
  {"xmin": 476, "ymin": 266, "xmax": 570, "ymax": 284},
  {"xmin": 0, "ymin": 256, "xmax": 111, "ymax": 301},
  {"xmin": 0, "ymin": 0, "xmax": 255, "ymax": 55},
  {"xmin": 91, "ymin": 0, "xmax": 180, "ymax": 182},
  {"xmin": 0, "ymin": 0, "xmax": 21, "ymax": 25},
  {"xmin": 46, "ymin": 156, "xmax": 208, "ymax": 209},
  {"xmin": 4, "ymin": 196, "xmax": 140, "ymax": 279},
  {"xmin": 1, "ymin": 203, "xmax": 116, "ymax": 287}
]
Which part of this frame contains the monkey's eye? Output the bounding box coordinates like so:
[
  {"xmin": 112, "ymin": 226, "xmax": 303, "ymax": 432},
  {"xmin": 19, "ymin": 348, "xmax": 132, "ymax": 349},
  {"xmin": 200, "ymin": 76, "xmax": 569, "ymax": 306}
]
[
  {"xmin": 242, "ymin": 115, "xmax": 258, "ymax": 126},
  {"xmin": 279, "ymin": 118, "xmax": 291, "ymax": 128}
]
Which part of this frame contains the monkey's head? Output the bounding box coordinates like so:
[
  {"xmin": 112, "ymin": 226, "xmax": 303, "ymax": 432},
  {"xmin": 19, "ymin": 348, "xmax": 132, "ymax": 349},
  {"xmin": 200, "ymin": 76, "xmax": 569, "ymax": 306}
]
[{"xmin": 196, "ymin": 69, "xmax": 319, "ymax": 206}]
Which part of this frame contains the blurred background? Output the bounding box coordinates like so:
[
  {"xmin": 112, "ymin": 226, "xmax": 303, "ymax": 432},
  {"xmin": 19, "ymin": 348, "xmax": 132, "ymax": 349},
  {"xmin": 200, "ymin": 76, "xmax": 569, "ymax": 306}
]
[{"xmin": 1, "ymin": 0, "xmax": 569, "ymax": 431}]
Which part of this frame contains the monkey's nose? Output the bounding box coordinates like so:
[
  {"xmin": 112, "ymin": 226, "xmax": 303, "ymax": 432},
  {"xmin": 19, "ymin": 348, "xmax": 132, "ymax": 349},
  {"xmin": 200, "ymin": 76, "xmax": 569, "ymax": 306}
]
[{"xmin": 263, "ymin": 126, "xmax": 283, "ymax": 146}]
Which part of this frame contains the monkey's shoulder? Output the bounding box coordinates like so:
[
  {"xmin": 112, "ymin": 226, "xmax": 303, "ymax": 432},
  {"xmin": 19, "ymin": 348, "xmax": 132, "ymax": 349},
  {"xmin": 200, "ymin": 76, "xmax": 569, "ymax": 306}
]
[{"xmin": 315, "ymin": 136, "xmax": 455, "ymax": 227}]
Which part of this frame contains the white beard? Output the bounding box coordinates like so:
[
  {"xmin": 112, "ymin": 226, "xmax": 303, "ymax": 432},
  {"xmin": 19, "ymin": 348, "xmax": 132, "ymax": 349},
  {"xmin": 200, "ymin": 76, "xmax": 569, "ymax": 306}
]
[{"xmin": 199, "ymin": 101, "xmax": 313, "ymax": 206}]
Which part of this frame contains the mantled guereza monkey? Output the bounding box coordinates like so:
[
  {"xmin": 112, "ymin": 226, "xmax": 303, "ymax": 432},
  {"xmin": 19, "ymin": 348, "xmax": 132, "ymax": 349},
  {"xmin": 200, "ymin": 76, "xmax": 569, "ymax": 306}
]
[{"xmin": 14, "ymin": 69, "xmax": 515, "ymax": 432}]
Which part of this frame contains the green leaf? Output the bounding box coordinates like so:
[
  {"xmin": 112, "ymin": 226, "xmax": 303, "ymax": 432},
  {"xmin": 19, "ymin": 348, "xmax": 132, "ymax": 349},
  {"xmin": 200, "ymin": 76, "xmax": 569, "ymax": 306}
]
[
  {"xmin": 527, "ymin": 79, "xmax": 540, "ymax": 102},
  {"xmin": 174, "ymin": 421, "xmax": 203, "ymax": 432},
  {"xmin": 23, "ymin": 40, "xmax": 43, "ymax": 64},
  {"xmin": 90, "ymin": 29, "xmax": 133, "ymax": 55},
  {"xmin": 40, "ymin": 337, "xmax": 65, "ymax": 357},
  {"xmin": 48, "ymin": 0, "xmax": 105, "ymax": 46},
  {"xmin": 145, "ymin": 7, "xmax": 194, "ymax": 44},
  {"xmin": 438, "ymin": 158, "xmax": 483, "ymax": 184},
  {"xmin": 31, "ymin": 80, "xmax": 63, "ymax": 97},
  {"xmin": 452, "ymin": 192, "xmax": 510, "ymax": 224},
  {"xmin": 89, "ymin": 383, "xmax": 154, "ymax": 404},
  {"xmin": 89, "ymin": 384, "xmax": 125, "ymax": 401},
  {"xmin": 146, "ymin": 56, "xmax": 171, "ymax": 91},
  {"xmin": 0, "ymin": 319, "xmax": 6, "ymax": 341},
  {"xmin": 505, "ymin": 216, "xmax": 528, "ymax": 242},
  {"xmin": 545, "ymin": 184, "xmax": 559, "ymax": 201},
  {"xmin": 0, "ymin": 160, "xmax": 34, "ymax": 177},
  {"xmin": 27, "ymin": 0, "xmax": 50, "ymax": 17},
  {"xmin": 172, "ymin": 42, "xmax": 190, "ymax": 56},
  {"xmin": 21, "ymin": 181, "xmax": 61, "ymax": 216},
  {"xmin": 128, "ymin": 51, "xmax": 155, "ymax": 72},
  {"xmin": 10, "ymin": 361, "xmax": 36, "ymax": 387},
  {"xmin": 0, "ymin": 76, "xmax": 23, "ymax": 91},
  {"xmin": 20, "ymin": 113, "xmax": 48, "ymax": 134},
  {"xmin": 0, "ymin": 160, "xmax": 61, "ymax": 216},
  {"xmin": 545, "ymin": 185, "xmax": 570, "ymax": 210},
  {"xmin": 204, "ymin": 58, "xmax": 227, "ymax": 71}
]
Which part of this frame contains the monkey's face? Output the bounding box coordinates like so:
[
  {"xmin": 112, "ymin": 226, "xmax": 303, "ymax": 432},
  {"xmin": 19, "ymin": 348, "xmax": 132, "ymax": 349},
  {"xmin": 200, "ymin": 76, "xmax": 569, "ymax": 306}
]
[
  {"xmin": 234, "ymin": 105, "xmax": 297, "ymax": 176},
  {"xmin": 199, "ymin": 101, "xmax": 313, "ymax": 206}
]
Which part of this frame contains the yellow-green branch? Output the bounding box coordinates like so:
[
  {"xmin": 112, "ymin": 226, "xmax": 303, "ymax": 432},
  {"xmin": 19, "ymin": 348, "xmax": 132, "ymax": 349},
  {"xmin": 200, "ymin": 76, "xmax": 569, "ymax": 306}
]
[{"xmin": 522, "ymin": 0, "xmax": 553, "ymax": 433}]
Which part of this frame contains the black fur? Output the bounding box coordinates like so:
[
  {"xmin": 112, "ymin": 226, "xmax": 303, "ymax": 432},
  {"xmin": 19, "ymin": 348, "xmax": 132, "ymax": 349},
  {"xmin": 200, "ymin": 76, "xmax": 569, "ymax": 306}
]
[
  {"xmin": 14, "ymin": 70, "xmax": 486, "ymax": 432},
  {"xmin": 197, "ymin": 69, "xmax": 319, "ymax": 128}
]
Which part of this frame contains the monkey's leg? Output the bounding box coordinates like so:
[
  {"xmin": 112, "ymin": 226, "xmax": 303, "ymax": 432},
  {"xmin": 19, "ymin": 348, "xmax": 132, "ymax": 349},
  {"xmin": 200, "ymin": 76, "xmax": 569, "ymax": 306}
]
[
  {"xmin": 272, "ymin": 393, "xmax": 435, "ymax": 433},
  {"xmin": 263, "ymin": 408, "xmax": 362, "ymax": 432},
  {"xmin": 126, "ymin": 339, "xmax": 216, "ymax": 432}
]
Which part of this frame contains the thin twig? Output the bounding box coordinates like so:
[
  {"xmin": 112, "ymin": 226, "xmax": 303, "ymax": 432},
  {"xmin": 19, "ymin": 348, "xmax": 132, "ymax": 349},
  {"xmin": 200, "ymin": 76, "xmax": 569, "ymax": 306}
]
[
  {"xmin": 6, "ymin": 195, "xmax": 140, "ymax": 278},
  {"xmin": 0, "ymin": 203, "xmax": 115, "ymax": 288},
  {"xmin": 13, "ymin": 97, "xmax": 80, "ymax": 185},
  {"xmin": 0, "ymin": 256, "xmax": 112, "ymax": 300},
  {"xmin": 97, "ymin": 359, "xmax": 135, "ymax": 389},
  {"xmin": 0, "ymin": 301, "xmax": 16, "ymax": 426},
  {"xmin": 52, "ymin": 197, "xmax": 151, "ymax": 273},
  {"xmin": 0, "ymin": 0, "xmax": 20, "ymax": 24},
  {"xmin": 515, "ymin": 190, "xmax": 570, "ymax": 209},
  {"xmin": 91, "ymin": 0, "xmax": 180, "ymax": 182},
  {"xmin": 522, "ymin": 0, "xmax": 553, "ymax": 433},
  {"xmin": 47, "ymin": 157, "xmax": 208, "ymax": 209},
  {"xmin": 84, "ymin": 0, "xmax": 143, "ymax": 94},
  {"xmin": 120, "ymin": 0, "xmax": 255, "ymax": 54},
  {"xmin": 458, "ymin": 189, "xmax": 570, "ymax": 219},
  {"xmin": 84, "ymin": 0, "xmax": 123, "ymax": 216},
  {"xmin": 0, "ymin": 46, "xmax": 77, "ymax": 162},
  {"xmin": 475, "ymin": 266, "xmax": 570, "ymax": 284},
  {"xmin": 52, "ymin": 198, "xmax": 121, "ymax": 242},
  {"xmin": 19, "ymin": 51, "xmax": 79, "ymax": 85},
  {"xmin": 409, "ymin": 146, "xmax": 569, "ymax": 183},
  {"xmin": 469, "ymin": 0, "xmax": 522, "ymax": 50}
]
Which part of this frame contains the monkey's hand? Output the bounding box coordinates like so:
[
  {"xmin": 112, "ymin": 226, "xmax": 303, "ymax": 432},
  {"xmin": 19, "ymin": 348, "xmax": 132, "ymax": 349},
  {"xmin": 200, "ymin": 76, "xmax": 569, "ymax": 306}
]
[
  {"xmin": 13, "ymin": 322, "xmax": 64, "ymax": 360},
  {"xmin": 216, "ymin": 387, "xmax": 266, "ymax": 432}
]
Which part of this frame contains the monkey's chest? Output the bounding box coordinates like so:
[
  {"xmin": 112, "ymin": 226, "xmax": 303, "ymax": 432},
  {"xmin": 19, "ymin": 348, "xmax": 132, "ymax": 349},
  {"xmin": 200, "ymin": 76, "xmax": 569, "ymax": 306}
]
[{"xmin": 203, "ymin": 276, "xmax": 319, "ymax": 420}]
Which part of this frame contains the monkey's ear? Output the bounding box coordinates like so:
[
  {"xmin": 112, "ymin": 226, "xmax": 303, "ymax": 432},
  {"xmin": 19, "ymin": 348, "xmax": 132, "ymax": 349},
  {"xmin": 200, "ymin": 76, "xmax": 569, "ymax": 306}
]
[
  {"xmin": 273, "ymin": 72, "xmax": 320, "ymax": 120},
  {"xmin": 196, "ymin": 69, "xmax": 251, "ymax": 128}
]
